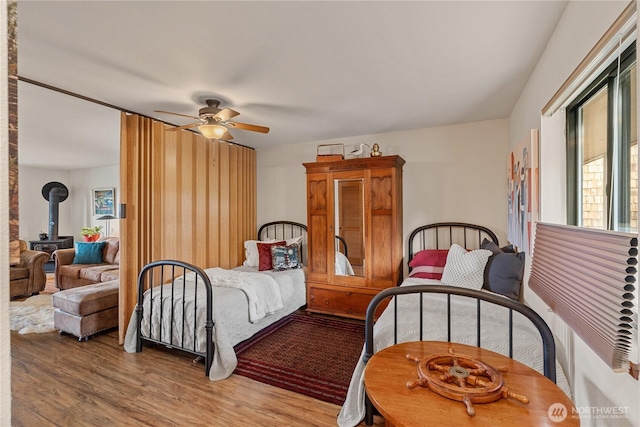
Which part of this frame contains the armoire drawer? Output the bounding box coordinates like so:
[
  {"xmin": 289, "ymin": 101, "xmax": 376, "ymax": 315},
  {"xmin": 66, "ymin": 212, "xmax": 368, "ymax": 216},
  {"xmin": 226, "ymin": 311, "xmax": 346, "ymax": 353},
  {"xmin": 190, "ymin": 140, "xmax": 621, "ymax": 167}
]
[{"xmin": 308, "ymin": 286, "xmax": 388, "ymax": 319}]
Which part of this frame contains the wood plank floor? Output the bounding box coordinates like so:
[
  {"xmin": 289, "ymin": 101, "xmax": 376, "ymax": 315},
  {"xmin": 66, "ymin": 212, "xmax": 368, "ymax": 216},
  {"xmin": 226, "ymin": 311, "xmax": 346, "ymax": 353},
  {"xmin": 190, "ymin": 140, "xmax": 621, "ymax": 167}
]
[{"xmin": 11, "ymin": 328, "xmax": 384, "ymax": 426}]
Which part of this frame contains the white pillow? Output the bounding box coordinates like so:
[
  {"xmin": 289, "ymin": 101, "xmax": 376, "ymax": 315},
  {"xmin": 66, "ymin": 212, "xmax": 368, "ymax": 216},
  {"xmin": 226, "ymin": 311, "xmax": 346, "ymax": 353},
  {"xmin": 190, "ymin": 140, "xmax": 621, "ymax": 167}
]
[
  {"xmin": 286, "ymin": 235, "xmax": 303, "ymax": 246},
  {"xmin": 243, "ymin": 239, "xmax": 277, "ymax": 267},
  {"xmin": 243, "ymin": 236, "xmax": 303, "ymax": 267},
  {"xmin": 440, "ymin": 244, "xmax": 492, "ymax": 290}
]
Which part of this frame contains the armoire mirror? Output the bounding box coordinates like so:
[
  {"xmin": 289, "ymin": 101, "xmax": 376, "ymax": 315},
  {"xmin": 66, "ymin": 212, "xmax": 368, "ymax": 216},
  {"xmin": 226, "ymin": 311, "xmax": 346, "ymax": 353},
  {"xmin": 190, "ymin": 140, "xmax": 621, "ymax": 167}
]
[{"xmin": 334, "ymin": 178, "xmax": 364, "ymax": 276}]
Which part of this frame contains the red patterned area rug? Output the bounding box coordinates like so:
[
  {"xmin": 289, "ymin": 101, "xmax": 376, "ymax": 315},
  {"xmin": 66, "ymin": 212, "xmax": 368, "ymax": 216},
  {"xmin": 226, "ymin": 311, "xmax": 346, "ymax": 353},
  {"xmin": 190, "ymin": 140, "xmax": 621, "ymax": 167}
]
[{"xmin": 233, "ymin": 313, "xmax": 365, "ymax": 405}]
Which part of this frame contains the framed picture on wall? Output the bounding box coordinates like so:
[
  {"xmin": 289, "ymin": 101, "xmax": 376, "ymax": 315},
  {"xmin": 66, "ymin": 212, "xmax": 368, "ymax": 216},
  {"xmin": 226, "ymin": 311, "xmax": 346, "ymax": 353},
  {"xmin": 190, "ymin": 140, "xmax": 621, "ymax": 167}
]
[{"xmin": 93, "ymin": 188, "xmax": 115, "ymax": 216}]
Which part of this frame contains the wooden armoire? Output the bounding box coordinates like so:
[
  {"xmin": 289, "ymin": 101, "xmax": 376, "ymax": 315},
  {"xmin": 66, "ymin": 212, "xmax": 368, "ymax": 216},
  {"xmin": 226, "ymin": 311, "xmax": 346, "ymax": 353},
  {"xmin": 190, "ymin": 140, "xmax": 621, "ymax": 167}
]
[{"xmin": 303, "ymin": 155, "xmax": 404, "ymax": 319}]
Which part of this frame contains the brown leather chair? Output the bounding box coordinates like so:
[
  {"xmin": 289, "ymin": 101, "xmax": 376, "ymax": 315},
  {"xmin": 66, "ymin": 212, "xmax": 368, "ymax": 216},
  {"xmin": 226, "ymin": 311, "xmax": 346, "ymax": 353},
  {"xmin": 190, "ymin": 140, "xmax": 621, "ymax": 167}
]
[{"xmin": 10, "ymin": 240, "xmax": 50, "ymax": 298}]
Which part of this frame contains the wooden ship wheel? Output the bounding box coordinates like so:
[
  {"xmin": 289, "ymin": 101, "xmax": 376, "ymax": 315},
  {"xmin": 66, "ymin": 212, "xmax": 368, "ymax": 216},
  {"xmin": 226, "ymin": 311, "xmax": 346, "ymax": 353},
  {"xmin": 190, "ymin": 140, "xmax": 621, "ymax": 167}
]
[{"xmin": 406, "ymin": 347, "xmax": 529, "ymax": 416}]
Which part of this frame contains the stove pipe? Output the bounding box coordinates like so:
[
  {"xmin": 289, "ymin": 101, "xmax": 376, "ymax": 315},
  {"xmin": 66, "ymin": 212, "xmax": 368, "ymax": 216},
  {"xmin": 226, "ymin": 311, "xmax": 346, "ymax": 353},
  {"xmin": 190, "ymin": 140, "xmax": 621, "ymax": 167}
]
[
  {"xmin": 42, "ymin": 182, "xmax": 69, "ymax": 241},
  {"xmin": 48, "ymin": 188, "xmax": 65, "ymax": 239}
]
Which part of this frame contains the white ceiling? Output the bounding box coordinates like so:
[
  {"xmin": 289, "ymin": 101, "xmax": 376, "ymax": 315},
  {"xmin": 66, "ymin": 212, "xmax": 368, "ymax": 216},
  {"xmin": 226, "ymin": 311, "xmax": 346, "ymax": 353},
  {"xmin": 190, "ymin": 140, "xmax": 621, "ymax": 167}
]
[{"xmin": 17, "ymin": 0, "xmax": 569, "ymax": 170}]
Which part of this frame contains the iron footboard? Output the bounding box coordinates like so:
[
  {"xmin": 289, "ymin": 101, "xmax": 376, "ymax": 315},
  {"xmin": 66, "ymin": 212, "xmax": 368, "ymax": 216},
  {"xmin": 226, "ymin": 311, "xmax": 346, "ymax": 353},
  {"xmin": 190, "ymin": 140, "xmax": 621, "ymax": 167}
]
[{"xmin": 134, "ymin": 259, "xmax": 214, "ymax": 376}]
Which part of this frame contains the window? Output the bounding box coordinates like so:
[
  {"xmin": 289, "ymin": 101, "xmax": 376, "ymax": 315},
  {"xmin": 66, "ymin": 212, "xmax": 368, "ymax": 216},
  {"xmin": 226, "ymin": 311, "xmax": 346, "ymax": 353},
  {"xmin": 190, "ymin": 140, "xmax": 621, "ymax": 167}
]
[
  {"xmin": 567, "ymin": 42, "xmax": 637, "ymax": 232},
  {"xmin": 541, "ymin": 5, "xmax": 638, "ymax": 377}
]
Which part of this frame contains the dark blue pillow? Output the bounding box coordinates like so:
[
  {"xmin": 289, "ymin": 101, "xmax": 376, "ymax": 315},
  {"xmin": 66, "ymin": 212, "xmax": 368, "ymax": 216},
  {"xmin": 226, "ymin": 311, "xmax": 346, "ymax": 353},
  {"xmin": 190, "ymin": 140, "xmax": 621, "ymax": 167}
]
[
  {"xmin": 484, "ymin": 252, "xmax": 525, "ymax": 300},
  {"xmin": 481, "ymin": 238, "xmax": 525, "ymax": 300},
  {"xmin": 72, "ymin": 241, "xmax": 106, "ymax": 264}
]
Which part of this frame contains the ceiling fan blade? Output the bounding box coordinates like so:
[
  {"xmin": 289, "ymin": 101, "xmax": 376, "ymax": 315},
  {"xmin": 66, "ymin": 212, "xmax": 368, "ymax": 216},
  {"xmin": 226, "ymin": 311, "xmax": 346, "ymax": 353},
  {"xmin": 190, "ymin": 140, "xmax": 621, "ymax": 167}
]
[
  {"xmin": 155, "ymin": 110, "xmax": 200, "ymax": 120},
  {"xmin": 221, "ymin": 130, "xmax": 234, "ymax": 140},
  {"xmin": 167, "ymin": 122, "xmax": 200, "ymax": 131},
  {"xmin": 214, "ymin": 108, "xmax": 240, "ymax": 122},
  {"xmin": 226, "ymin": 121, "xmax": 270, "ymax": 133}
]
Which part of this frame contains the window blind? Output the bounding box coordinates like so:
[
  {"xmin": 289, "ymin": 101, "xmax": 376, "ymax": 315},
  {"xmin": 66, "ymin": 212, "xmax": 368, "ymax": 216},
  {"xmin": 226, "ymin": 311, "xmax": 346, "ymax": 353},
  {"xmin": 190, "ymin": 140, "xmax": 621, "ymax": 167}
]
[{"xmin": 529, "ymin": 222, "xmax": 637, "ymax": 371}]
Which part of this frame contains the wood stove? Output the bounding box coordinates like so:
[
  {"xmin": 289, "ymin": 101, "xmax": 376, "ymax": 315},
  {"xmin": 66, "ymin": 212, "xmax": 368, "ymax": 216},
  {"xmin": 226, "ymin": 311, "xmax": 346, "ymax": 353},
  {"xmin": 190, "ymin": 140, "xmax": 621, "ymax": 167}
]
[
  {"xmin": 31, "ymin": 181, "xmax": 74, "ymax": 264},
  {"xmin": 29, "ymin": 237, "xmax": 74, "ymax": 261}
]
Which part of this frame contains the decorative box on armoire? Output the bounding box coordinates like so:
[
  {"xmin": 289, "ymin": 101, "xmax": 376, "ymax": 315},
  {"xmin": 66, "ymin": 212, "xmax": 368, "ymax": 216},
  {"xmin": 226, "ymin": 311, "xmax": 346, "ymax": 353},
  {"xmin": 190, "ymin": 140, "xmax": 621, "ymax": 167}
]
[{"xmin": 303, "ymin": 155, "xmax": 404, "ymax": 319}]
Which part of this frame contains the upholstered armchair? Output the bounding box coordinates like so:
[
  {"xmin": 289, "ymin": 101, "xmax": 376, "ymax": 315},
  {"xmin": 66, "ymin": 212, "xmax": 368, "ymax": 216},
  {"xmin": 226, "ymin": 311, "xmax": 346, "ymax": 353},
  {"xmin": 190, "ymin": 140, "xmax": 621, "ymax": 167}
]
[{"xmin": 10, "ymin": 240, "xmax": 50, "ymax": 298}]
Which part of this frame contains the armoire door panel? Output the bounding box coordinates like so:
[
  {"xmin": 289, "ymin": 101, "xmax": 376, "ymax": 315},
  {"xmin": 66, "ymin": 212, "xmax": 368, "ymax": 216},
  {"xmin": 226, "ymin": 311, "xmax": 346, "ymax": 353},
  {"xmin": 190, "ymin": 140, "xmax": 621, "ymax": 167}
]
[
  {"xmin": 309, "ymin": 215, "xmax": 329, "ymax": 277},
  {"xmin": 308, "ymin": 176, "xmax": 328, "ymax": 213},
  {"xmin": 307, "ymin": 171, "xmax": 331, "ymax": 282},
  {"xmin": 370, "ymin": 174, "xmax": 393, "ymax": 210},
  {"xmin": 370, "ymin": 214, "xmax": 393, "ymax": 282}
]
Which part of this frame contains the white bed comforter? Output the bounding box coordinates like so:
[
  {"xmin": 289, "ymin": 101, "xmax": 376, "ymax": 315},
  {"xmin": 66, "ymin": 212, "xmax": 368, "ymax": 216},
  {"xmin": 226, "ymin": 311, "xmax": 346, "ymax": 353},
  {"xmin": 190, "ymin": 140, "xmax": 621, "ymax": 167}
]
[
  {"xmin": 337, "ymin": 278, "xmax": 571, "ymax": 427},
  {"xmin": 179, "ymin": 267, "xmax": 284, "ymax": 322},
  {"xmin": 124, "ymin": 266, "xmax": 306, "ymax": 381}
]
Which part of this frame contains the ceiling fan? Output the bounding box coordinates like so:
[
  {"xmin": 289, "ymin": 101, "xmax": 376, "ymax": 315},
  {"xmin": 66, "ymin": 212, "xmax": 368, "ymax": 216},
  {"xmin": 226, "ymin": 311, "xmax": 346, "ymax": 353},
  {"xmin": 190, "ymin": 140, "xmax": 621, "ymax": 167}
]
[{"xmin": 155, "ymin": 99, "xmax": 269, "ymax": 140}]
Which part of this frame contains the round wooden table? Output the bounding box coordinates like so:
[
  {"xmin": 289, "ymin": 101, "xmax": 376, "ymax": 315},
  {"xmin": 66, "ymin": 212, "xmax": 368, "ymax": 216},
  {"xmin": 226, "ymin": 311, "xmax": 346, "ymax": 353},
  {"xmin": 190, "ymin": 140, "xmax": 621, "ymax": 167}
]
[{"xmin": 364, "ymin": 341, "xmax": 579, "ymax": 427}]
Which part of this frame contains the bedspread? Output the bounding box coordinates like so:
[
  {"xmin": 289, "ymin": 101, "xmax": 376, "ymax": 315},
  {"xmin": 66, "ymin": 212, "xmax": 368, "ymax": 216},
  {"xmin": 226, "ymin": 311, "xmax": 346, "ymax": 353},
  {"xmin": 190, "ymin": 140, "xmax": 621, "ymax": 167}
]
[
  {"xmin": 337, "ymin": 278, "xmax": 571, "ymax": 427},
  {"xmin": 180, "ymin": 267, "xmax": 284, "ymax": 322}
]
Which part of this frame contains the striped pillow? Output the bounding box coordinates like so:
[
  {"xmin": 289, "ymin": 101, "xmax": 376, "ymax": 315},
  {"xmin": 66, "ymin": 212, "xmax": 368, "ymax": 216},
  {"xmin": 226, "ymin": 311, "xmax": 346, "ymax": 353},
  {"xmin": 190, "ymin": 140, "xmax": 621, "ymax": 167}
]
[{"xmin": 408, "ymin": 249, "xmax": 449, "ymax": 279}]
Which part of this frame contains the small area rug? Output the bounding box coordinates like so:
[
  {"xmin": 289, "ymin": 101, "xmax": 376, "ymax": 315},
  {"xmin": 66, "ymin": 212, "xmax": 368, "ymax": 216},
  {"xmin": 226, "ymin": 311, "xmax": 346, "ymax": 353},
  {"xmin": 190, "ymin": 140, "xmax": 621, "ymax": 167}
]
[
  {"xmin": 234, "ymin": 313, "xmax": 364, "ymax": 405},
  {"xmin": 10, "ymin": 294, "xmax": 56, "ymax": 334}
]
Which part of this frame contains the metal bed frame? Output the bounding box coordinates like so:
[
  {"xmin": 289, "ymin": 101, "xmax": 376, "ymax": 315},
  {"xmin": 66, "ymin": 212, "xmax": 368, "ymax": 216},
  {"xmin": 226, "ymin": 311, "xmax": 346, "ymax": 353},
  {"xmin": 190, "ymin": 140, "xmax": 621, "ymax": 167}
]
[
  {"xmin": 407, "ymin": 221, "xmax": 499, "ymax": 269},
  {"xmin": 133, "ymin": 221, "xmax": 310, "ymax": 377},
  {"xmin": 335, "ymin": 235, "xmax": 349, "ymax": 257},
  {"xmin": 258, "ymin": 221, "xmax": 309, "ymax": 264},
  {"xmin": 362, "ymin": 222, "xmax": 556, "ymax": 426},
  {"xmin": 258, "ymin": 220, "xmax": 349, "ymax": 263},
  {"xmin": 132, "ymin": 221, "xmax": 352, "ymax": 378},
  {"xmin": 258, "ymin": 220, "xmax": 308, "ymax": 241},
  {"xmin": 134, "ymin": 259, "xmax": 214, "ymax": 376}
]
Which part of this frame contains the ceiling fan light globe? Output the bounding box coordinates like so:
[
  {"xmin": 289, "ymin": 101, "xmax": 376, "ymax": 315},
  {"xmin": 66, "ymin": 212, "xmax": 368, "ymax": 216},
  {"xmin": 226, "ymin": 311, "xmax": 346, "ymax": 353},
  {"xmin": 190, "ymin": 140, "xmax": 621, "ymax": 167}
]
[{"xmin": 198, "ymin": 123, "xmax": 228, "ymax": 139}]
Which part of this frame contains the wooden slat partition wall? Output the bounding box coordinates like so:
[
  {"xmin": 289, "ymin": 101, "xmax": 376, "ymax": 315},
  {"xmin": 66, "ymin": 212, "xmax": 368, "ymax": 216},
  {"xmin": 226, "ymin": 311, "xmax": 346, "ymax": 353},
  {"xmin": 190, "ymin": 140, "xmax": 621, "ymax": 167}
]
[
  {"xmin": 529, "ymin": 222, "xmax": 637, "ymax": 372},
  {"xmin": 219, "ymin": 142, "xmax": 230, "ymax": 268},
  {"xmin": 119, "ymin": 114, "xmax": 154, "ymax": 344},
  {"xmin": 229, "ymin": 145, "xmax": 239, "ymax": 267},
  {"xmin": 119, "ymin": 113, "xmax": 256, "ymax": 343}
]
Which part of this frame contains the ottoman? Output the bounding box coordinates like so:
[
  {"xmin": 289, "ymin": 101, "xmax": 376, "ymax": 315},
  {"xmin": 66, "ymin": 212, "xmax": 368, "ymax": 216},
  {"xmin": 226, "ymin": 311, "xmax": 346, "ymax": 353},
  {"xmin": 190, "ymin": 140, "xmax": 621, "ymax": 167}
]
[{"xmin": 53, "ymin": 280, "xmax": 119, "ymax": 341}]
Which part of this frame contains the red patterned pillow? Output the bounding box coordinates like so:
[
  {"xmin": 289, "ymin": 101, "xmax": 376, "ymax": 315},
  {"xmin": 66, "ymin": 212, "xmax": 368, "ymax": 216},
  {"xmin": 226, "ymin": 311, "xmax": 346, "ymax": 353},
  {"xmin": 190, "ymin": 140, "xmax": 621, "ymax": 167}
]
[
  {"xmin": 257, "ymin": 241, "xmax": 286, "ymax": 271},
  {"xmin": 408, "ymin": 249, "xmax": 449, "ymax": 279}
]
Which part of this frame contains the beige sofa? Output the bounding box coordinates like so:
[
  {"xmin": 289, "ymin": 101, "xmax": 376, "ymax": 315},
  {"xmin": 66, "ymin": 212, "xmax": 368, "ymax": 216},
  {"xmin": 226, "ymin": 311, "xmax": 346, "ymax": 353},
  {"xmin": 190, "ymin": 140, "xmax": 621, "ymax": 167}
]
[
  {"xmin": 10, "ymin": 240, "xmax": 50, "ymax": 298},
  {"xmin": 53, "ymin": 237, "xmax": 120, "ymax": 290}
]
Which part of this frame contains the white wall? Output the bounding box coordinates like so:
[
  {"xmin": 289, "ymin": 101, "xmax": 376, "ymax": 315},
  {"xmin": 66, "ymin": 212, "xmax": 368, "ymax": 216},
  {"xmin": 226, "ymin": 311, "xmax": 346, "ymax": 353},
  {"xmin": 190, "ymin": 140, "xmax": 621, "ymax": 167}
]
[
  {"xmin": 70, "ymin": 165, "xmax": 120, "ymax": 238},
  {"xmin": 18, "ymin": 164, "xmax": 119, "ymax": 243},
  {"xmin": 18, "ymin": 166, "xmax": 73, "ymax": 241},
  {"xmin": 257, "ymin": 117, "xmax": 509, "ymax": 265},
  {"xmin": 510, "ymin": 1, "xmax": 638, "ymax": 426}
]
